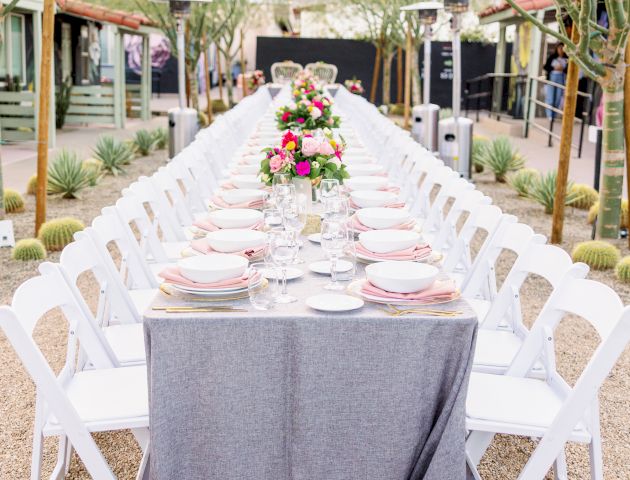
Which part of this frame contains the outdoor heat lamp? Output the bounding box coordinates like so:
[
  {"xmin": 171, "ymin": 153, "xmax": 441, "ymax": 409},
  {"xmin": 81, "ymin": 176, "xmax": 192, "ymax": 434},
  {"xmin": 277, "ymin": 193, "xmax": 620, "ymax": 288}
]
[
  {"xmin": 438, "ymin": 0, "xmax": 474, "ymax": 179},
  {"xmin": 401, "ymin": 1, "xmax": 443, "ymax": 152}
]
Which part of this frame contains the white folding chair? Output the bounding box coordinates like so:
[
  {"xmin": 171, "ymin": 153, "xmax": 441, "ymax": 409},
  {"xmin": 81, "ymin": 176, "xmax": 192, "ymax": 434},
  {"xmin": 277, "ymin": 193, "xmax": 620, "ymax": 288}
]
[
  {"xmin": 466, "ymin": 274, "xmax": 630, "ymax": 480},
  {"xmin": 0, "ymin": 271, "xmax": 148, "ymax": 480}
]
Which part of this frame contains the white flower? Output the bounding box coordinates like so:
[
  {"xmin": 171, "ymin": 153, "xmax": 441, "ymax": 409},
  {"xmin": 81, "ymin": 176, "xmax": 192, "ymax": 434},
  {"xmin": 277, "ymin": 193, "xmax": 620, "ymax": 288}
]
[
  {"xmin": 312, "ymin": 161, "xmax": 320, "ymax": 169},
  {"xmin": 261, "ymin": 173, "xmax": 270, "ymax": 183},
  {"xmin": 289, "ymin": 102, "xmax": 297, "ymax": 110},
  {"xmin": 310, "ymin": 108, "xmax": 322, "ymax": 119},
  {"xmin": 328, "ymin": 156, "xmax": 341, "ymax": 168}
]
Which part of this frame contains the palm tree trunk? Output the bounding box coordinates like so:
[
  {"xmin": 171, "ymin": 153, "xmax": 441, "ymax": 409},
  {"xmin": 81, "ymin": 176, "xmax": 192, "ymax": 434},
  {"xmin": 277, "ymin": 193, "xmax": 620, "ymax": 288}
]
[
  {"xmin": 382, "ymin": 51, "xmax": 394, "ymax": 106},
  {"xmin": 186, "ymin": 58, "xmax": 199, "ymax": 111},
  {"xmin": 369, "ymin": 45, "xmax": 382, "ymax": 104},
  {"xmin": 224, "ymin": 51, "xmax": 234, "ymax": 107},
  {"xmin": 411, "ymin": 43, "xmax": 422, "ymax": 105}
]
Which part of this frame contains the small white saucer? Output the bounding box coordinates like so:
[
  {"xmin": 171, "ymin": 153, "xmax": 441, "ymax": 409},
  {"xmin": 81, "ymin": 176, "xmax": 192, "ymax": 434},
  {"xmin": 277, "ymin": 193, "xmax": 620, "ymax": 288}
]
[
  {"xmin": 306, "ymin": 294, "xmax": 364, "ymax": 312},
  {"xmin": 261, "ymin": 267, "xmax": 304, "ymax": 281},
  {"xmin": 309, "ymin": 260, "xmax": 353, "ymax": 275},
  {"xmin": 308, "ymin": 233, "xmax": 321, "ymax": 243}
]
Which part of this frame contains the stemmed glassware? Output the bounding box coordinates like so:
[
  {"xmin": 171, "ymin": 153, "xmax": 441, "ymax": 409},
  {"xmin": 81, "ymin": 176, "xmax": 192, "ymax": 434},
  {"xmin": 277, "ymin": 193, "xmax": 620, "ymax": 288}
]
[
  {"xmin": 248, "ymin": 262, "xmax": 279, "ymax": 311},
  {"xmin": 319, "ymin": 178, "xmax": 340, "ymax": 204},
  {"xmin": 268, "ymin": 229, "xmax": 299, "ymax": 303},
  {"xmin": 320, "ymin": 219, "xmax": 350, "ymax": 291}
]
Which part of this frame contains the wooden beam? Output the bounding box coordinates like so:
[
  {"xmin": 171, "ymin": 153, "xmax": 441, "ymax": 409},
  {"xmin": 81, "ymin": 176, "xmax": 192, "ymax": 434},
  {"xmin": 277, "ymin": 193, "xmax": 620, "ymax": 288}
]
[
  {"xmin": 35, "ymin": 0, "xmax": 54, "ymax": 235},
  {"xmin": 217, "ymin": 49, "xmax": 224, "ymax": 103},
  {"xmin": 370, "ymin": 44, "xmax": 382, "ymax": 104},
  {"xmin": 141, "ymin": 34, "xmax": 151, "ymax": 121},
  {"xmin": 625, "ymin": 42, "xmax": 630, "ymax": 248},
  {"xmin": 403, "ymin": 26, "xmax": 412, "ymax": 129},
  {"xmin": 113, "ymin": 29, "xmax": 124, "ymax": 128},
  {"xmin": 240, "ymin": 29, "xmax": 248, "ymax": 98},
  {"xmin": 524, "ymin": 10, "xmax": 545, "ymax": 136},
  {"xmin": 492, "ymin": 25, "xmax": 507, "ymax": 113},
  {"xmin": 550, "ymin": 26, "xmax": 579, "ymax": 244},
  {"xmin": 203, "ymin": 33, "xmax": 213, "ymax": 124}
]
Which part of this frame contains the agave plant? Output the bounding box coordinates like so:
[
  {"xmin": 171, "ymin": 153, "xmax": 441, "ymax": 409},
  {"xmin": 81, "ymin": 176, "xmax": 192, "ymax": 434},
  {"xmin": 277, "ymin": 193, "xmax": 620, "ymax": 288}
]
[
  {"xmin": 93, "ymin": 136, "xmax": 134, "ymax": 176},
  {"xmin": 472, "ymin": 136, "xmax": 490, "ymax": 174},
  {"xmin": 152, "ymin": 127, "xmax": 168, "ymax": 150},
  {"xmin": 479, "ymin": 136, "xmax": 525, "ymax": 182},
  {"xmin": 47, "ymin": 149, "xmax": 90, "ymax": 199},
  {"xmin": 133, "ymin": 129, "xmax": 158, "ymax": 156},
  {"xmin": 528, "ymin": 170, "xmax": 580, "ymax": 214},
  {"xmin": 508, "ymin": 168, "xmax": 539, "ymax": 197}
]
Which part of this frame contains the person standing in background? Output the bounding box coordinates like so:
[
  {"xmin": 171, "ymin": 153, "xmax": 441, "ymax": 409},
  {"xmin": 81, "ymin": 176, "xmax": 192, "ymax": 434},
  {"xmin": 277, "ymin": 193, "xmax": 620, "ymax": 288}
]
[{"xmin": 543, "ymin": 43, "xmax": 568, "ymax": 119}]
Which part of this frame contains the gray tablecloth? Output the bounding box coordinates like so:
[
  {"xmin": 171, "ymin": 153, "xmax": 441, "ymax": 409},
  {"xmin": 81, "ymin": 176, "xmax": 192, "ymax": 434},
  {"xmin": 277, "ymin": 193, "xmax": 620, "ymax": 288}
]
[{"xmin": 143, "ymin": 240, "xmax": 477, "ymax": 480}]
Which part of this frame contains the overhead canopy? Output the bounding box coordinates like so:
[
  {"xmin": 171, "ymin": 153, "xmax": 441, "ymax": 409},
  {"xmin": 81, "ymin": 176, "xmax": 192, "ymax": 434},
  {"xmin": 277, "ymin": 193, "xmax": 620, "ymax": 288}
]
[
  {"xmin": 478, "ymin": 0, "xmax": 554, "ymax": 24},
  {"xmin": 55, "ymin": 0, "xmax": 154, "ymax": 30}
]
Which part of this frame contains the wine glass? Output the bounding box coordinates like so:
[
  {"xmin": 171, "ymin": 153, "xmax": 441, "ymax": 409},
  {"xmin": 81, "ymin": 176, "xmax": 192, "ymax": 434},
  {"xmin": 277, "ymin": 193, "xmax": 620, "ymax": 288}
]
[
  {"xmin": 319, "ymin": 178, "xmax": 340, "ymax": 203},
  {"xmin": 262, "ymin": 208, "xmax": 283, "ymax": 232},
  {"xmin": 320, "ymin": 219, "xmax": 349, "ymax": 291},
  {"xmin": 272, "ymin": 172, "xmax": 291, "ymax": 189},
  {"xmin": 248, "ymin": 262, "xmax": 279, "ymax": 310},
  {"xmin": 283, "ymin": 193, "xmax": 308, "ymax": 263},
  {"xmin": 268, "ymin": 230, "xmax": 299, "ymax": 303},
  {"xmin": 275, "ymin": 183, "xmax": 296, "ymax": 213},
  {"xmin": 322, "ymin": 194, "xmax": 350, "ymax": 221}
]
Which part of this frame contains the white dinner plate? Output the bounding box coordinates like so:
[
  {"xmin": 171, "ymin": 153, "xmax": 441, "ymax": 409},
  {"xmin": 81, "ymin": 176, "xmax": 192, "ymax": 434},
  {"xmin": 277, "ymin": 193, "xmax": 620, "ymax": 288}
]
[
  {"xmin": 308, "ymin": 233, "xmax": 322, "ymax": 243},
  {"xmin": 309, "ymin": 260, "xmax": 353, "ymax": 275},
  {"xmin": 261, "ymin": 267, "xmax": 304, "ymax": 281},
  {"xmin": 306, "ymin": 294, "xmax": 364, "ymax": 312}
]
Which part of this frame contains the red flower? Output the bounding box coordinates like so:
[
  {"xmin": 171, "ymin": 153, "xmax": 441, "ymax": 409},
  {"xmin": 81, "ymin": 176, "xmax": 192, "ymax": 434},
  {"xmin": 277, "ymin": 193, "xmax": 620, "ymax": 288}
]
[
  {"xmin": 296, "ymin": 117, "xmax": 305, "ymax": 124},
  {"xmin": 313, "ymin": 100, "xmax": 324, "ymax": 112},
  {"xmin": 281, "ymin": 111, "xmax": 291, "ymax": 122},
  {"xmin": 281, "ymin": 131, "xmax": 298, "ymax": 148}
]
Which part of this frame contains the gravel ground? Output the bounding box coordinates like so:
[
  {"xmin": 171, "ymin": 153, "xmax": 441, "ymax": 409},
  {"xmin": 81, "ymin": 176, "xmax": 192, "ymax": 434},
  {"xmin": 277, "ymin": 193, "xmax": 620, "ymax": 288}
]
[{"xmin": 1, "ymin": 158, "xmax": 629, "ymax": 479}]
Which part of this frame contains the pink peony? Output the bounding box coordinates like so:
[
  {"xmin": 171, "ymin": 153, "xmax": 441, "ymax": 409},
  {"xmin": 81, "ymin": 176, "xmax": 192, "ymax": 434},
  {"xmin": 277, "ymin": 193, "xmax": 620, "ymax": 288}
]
[
  {"xmin": 318, "ymin": 141, "xmax": 335, "ymax": 156},
  {"xmin": 310, "ymin": 108, "xmax": 322, "ymax": 119},
  {"xmin": 313, "ymin": 100, "xmax": 324, "ymax": 112},
  {"xmin": 269, "ymin": 155, "xmax": 284, "ymax": 173},
  {"xmin": 296, "ymin": 117, "xmax": 305, "ymax": 124},
  {"xmin": 281, "ymin": 111, "xmax": 291, "ymax": 122},
  {"xmin": 295, "ymin": 161, "xmax": 311, "ymax": 177},
  {"xmin": 301, "ymin": 136, "xmax": 321, "ymax": 156}
]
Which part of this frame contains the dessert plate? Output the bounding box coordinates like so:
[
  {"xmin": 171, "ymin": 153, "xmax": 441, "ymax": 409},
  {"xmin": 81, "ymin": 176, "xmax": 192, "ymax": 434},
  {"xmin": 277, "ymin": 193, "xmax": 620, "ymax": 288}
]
[{"xmin": 306, "ymin": 294, "xmax": 364, "ymax": 312}]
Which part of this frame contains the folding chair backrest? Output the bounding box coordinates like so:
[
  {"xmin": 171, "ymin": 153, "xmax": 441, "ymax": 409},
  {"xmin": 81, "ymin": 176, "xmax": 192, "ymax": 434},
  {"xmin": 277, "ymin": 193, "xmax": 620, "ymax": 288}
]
[
  {"xmin": 151, "ymin": 168, "xmax": 194, "ymax": 227},
  {"xmin": 165, "ymin": 160, "xmax": 207, "ymax": 214}
]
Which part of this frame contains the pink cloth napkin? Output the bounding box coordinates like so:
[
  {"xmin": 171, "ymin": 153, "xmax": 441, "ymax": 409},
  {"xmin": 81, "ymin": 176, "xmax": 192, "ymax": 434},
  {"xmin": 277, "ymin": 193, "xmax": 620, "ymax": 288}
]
[
  {"xmin": 361, "ymin": 279, "xmax": 458, "ymax": 302},
  {"xmin": 193, "ymin": 217, "xmax": 264, "ymax": 232},
  {"xmin": 356, "ymin": 242, "xmax": 432, "ymax": 261},
  {"xmin": 159, "ymin": 266, "xmax": 260, "ymax": 289},
  {"xmin": 212, "ymin": 195, "xmax": 264, "ymax": 209},
  {"xmin": 190, "ymin": 239, "xmax": 266, "ymax": 259},
  {"xmin": 349, "ymin": 214, "xmax": 415, "ymax": 232},
  {"xmin": 348, "ymin": 199, "xmax": 406, "ymax": 210}
]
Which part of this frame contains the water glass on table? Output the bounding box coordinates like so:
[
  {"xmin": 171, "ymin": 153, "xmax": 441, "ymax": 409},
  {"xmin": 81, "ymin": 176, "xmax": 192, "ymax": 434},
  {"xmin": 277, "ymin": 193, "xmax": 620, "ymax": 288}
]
[
  {"xmin": 320, "ymin": 219, "xmax": 350, "ymax": 291},
  {"xmin": 336, "ymin": 239, "xmax": 357, "ymax": 282},
  {"xmin": 248, "ymin": 262, "xmax": 279, "ymax": 311},
  {"xmin": 263, "ymin": 208, "xmax": 283, "ymax": 231},
  {"xmin": 318, "ymin": 178, "xmax": 340, "ymax": 203},
  {"xmin": 268, "ymin": 229, "xmax": 299, "ymax": 303}
]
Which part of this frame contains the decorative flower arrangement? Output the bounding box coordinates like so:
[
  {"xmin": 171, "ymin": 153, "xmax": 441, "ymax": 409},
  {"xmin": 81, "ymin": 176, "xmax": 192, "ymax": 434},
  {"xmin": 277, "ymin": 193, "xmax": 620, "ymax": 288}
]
[
  {"xmin": 276, "ymin": 95, "xmax": 341, "ymax": 130},
  {"xmin": 344, "ymin": 77, "xmax": 364, "ymax": 95},
  {"xmin": 246, "ymin": 70, "xmax": 265, "ymax": 92},
  {"xmin": 259, "ymin": 130, "xmax": 349, "ymax": 186}
]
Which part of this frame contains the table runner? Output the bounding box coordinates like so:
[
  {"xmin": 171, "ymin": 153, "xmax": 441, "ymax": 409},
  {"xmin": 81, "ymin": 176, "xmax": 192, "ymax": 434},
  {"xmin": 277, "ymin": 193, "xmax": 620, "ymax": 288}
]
[{"xmin": 143, "ymin": 241, "xmax": 477, "ymax": 480}]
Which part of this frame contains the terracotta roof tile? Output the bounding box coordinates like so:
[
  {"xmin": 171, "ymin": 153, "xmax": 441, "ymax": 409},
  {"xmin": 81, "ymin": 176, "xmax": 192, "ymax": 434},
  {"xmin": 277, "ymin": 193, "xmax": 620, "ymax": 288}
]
[
  {"xmin": 478, "ymin": 0, "xmax": 554, "ymax": 18},
  {"xmin": 56, "ymin": 0, "xmax": 154, "ymax": 29}
]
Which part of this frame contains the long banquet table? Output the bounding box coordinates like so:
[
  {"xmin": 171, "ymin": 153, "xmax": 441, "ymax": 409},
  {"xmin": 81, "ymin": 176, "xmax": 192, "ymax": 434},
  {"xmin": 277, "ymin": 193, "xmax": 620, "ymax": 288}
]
[{"xmin": 143, "ymin": 239, "xmax": 478, "ymax": 479}]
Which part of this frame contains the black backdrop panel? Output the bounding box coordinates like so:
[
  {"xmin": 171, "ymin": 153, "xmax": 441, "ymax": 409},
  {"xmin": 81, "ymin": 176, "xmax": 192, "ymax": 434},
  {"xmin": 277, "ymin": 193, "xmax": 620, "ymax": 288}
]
[{"xmin": 256, "ymin": 36, "xmax": 498, "ymax": 109}]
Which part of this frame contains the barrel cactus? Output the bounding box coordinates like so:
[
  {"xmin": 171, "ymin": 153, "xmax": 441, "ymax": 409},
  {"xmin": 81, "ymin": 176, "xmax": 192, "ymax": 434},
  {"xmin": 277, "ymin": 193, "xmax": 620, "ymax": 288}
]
[
  {"xmin": 4, "ymin": 189, "xmax": 25, "ymax": 213},
  {"xmin": 569, "ymin": 184, "xmax": 599, "ymax": 210},
  {"xmin": 572, "ymin": 240, "xmax": 620, "ymax": 270},
  {"xmin": 587, "ymin": 200, "xmax": 628, "ymax": 229},
  {"xmin": 11, "ymin": 238, "xmax": 46, "ymax": 261},
  {"xmin": 508, "ymin": 168, "xmax": 539, "ymax": 197},
  {"xmin": 37, "ymin": 217, "xmax": 84, "ymax": 251},
  {"xmin": 615, "ymin": 256, "xmax": 630, "ymax": 283},
  {"xmin": 26, "ymin": 174, "xmax": 38, "ymax": 195}
]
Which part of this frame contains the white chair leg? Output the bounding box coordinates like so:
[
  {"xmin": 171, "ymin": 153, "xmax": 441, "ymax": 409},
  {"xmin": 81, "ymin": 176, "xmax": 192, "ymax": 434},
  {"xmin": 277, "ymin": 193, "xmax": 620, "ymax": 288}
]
[
  {"xmin": 466, "ymin": 450, "xmax": 483, "ymax": 480},
  {"xmin": 30, "ymin": 400, "xmax": 44, "ymax": 480},
  {"xmin": 589, "ymin": 430, "xmax": 604, "ymax": 479},
  {"xmin": 553, "ymin": 449, "xmax": 568, "ymax": 480},
  {"xmin": 131, "ymin": 427, "xmax": 150, "ymax": 453},
  {"xmin": 50, "ymin": 435, "xmax": 69, "ymax": 479}
]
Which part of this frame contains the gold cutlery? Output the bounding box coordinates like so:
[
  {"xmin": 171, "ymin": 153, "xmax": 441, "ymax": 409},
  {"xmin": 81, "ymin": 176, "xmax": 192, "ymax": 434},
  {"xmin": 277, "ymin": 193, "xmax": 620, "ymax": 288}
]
[
  {"xmin": 379, "ymin": 304, "xmax": 463, "ymax": 317},
  {"xmin": 163, "ymin": 307, "xmax": 247, "ymax": 313},
  {"xmin": 152, "ymin": 305, "xmax": 239, "ymax": 311}
]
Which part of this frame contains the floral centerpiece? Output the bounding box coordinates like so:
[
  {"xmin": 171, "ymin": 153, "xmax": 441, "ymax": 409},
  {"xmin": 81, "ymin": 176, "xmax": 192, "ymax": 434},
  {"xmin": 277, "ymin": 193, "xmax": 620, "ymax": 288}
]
[
  {"xmin": 276, "ymin": 95, "xmax": 341, "ymax": 130},
  {"xmin": 344, "ymin": 77, "xmax": 364, "ymax": 95},
  {"xmin": 260, "ymin": 130, "xmax": 349, "ymax": 187},
  {"xmin": 246, "ymin": 70, "xmax": 265, "ymax": 92}
]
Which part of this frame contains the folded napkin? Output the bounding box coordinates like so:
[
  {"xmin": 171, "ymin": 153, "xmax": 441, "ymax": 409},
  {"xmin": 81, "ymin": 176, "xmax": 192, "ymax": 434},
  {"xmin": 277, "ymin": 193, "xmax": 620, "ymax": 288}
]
[
  {"xmin": 159, "ymin": 266, "xmax": 260, "ymax": 290},
  {"xmin": 361, "ymin": 279, "xmax": 458, "ymax": 302},
  {"xmin": 193, "ymin": 217, "xmax": 264, "ymax": 232},
  {"xmin": 356, "ymin": 242, "xmax": 432, "ymax": 261},
  {"xmin": 348, "ymin": 199, "xmax": 406, "ymax": 210},
  {"xmin": 212, "ymin": 195, "xmax": 264, "ymax": 209},
  {"xmin": 190, "ymin": 239, "xmax": 266, "ymax": 259},
  {"xmin": 349, "ymin": 214, "xmax": 415, "ymax": 232}
]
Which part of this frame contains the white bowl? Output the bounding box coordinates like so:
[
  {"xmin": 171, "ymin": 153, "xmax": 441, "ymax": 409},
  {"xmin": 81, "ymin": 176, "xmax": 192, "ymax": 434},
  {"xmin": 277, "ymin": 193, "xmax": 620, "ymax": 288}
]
[
  {"xmin": 365, "ymin": 261, "xmax": 439, "ymax": 294},
  {"xmin": 206, "ymin": 229, "xmax": 266, "ymax": 253},
  {"xmin": 345, "ymin": 176, "xmax": 388, "ymax": 191},
  {"xmin": 359, "ymin": 230, "xmax": 420, "ymax": 253},
  {"xmin": 346, "ymin": 164, "xmax": 385, "ymax": 176},
  {"xmin": 208, "ymin": 209, "xmax": 263, "ymax": 229},
  {"xmin": 231, "ymin": 174, "xmax": 265, "ymax": 189},
  {"xmin": 220, "ymin": 189, "xmax": 265, "ymax": 205},
  {"xmin": 178, "ymin": 254, "xmax": 248, "ymax": 284},
  {"xmin": 357, "ymin": 208, "xmax": 410, "ymax": 230},
  {"xmin": 233, "ymin": 164, "xmax": 261, "ymax": 175},
  {"xmin": 350, "ymin": 190, "xmax": 398, "ymax": 208}
]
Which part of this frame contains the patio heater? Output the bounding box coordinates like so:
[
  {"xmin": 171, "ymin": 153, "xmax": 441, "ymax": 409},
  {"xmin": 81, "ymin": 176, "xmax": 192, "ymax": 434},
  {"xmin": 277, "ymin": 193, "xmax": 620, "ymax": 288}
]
[
  {"xmin": 438, "ymin": 0, "xmax": 474, "ymax": 178},
  {"xmin": 401, "ymin": 2, "xmax": 442, "ymax": 152},
  {"xmin": 161, "ymin": 0, "xmax": 200, "ymax": 158}
]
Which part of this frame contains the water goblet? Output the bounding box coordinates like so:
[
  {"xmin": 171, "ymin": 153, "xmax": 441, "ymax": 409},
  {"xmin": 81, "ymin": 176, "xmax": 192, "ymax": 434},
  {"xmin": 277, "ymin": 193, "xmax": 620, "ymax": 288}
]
[
  {"xmin": 248, "ymin": 262, "xmax": 279, "ymax": 311},
  {"xmin": 268, "ymin": 230, "xmax": 299, "ymax": 303},
  {"xmin": 320, "ymin": 219, "xmax": 350, "ymax": 291}
]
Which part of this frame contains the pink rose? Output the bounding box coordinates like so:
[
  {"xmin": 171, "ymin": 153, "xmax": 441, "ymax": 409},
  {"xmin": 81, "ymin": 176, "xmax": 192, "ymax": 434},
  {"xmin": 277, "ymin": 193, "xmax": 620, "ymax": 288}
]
[
  {"xmin": 301, "ymin": 136, "xmax": 320, "ymax": 156},
  {"xmin": 295, "ymin": 161, "xmax": 311, "ymax": 177},
  {"xmin": 296, "ymin": 118, "xmax": 305, "ymax": 124},
  {"xmin": 313, "ymin": 100, "xmax": 324, "ymax": 112},
  {"xmin": 318, "ymin": 141, "xmax": 335, "ymax": 156},
  {"xmin": 269, "ymin": 155, "xmax": 284, "ymax": 173}
]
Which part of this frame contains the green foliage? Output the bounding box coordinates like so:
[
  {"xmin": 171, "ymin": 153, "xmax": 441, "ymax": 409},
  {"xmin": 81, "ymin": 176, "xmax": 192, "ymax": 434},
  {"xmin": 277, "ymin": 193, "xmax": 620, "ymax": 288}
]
[
  {"xmin": 38, "ymin": 217, "xmax": 84, "ymax": 251},
  {"xmin": 212, "ymin": 99, "xmax": 228, "ymax": 113},
  {"xmin": 388, "ymin": 103, "xmax": 404, "ymax": 116},
  {"xmin": 572, "ymin": 240, "xmax": 620, "ymax": 271},
  {"xmin": 528, "ymin": 170, "xmax": 579, "ymax": 214},
  {"xmin": 587, "ymin": 199, "xmax": 628, "ymax": 228},
  {"xmin": 93, "ymin": 136, "xmax": 134, "ymax": 176},
  {"xmin": 198, "ymin": 110, "xmax": 210, "ymax": 128},
  {"xmin": 479, "ymin": 136, "xmax": 524, "ymax": 182},
  {"xmin": 82, "ymin": 158, "xmax": 104, "ymax": 187},
  {"xmin": 26, "ymin": 174, "xmax": 38, "ymax": 195},
  {"xmin": 569, "ymin": 183, "xmax": 599, "ymax": 210},
  {"xmin": 55, "ymin": 76, "xmax": 73, "ymax": 129},
  {"xmin": 472, "ymin": 135, "xmax": 490, "ymax": 174},
  {"xmin": 133, "ymin": 129, "xmax": 158, "ymax": 156},
  {"xmin": 615, "ymin": 256, "xmax": 630, "ymax": 283},
  {"xmin": 152, "ymin": 127, "xmax": 168, "ymax": 149},
  {"xmin": 4, "ymin": 189, "xmax": 24, "ymax": 213},
  {"xmin": 460, "ymin": 26, "xmax": 493, "ymax": 44},
  {"xmin": 11, "ymin": 238, "xmax": 46, "ymax": 261},
  {"xmin": 47, "ymin": 150, "xmax": 90, "ymax": 199},
  {"xmin": 508, "ymin": 168, "xmax": 539, "ymax": 197}
]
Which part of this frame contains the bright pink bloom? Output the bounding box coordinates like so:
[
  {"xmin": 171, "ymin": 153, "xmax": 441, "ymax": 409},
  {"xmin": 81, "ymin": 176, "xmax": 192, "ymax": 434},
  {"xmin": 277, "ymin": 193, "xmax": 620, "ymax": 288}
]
[
  {"xmin": 318, "ymin": 141, "xmax": 335, "ymax": 156},
  {"xmin": 269, "ymin": 155, "xmax": 284, "ymax": 173},
  {"xmin": 295, "ymin": 161, "xmax": 311, "ymax": 177},
  {"xmin": 281, "ymin": 111, "xmax": 291, "ymax": 122},
  {"xmin": 296, "ymin": 117, "xmax": 305, "ymax": 124},
  {"xmin": 281, "ymin": 131, "xmax": 298, "ymax": 148},
  {"xmin": 313, "ymin": 100, "xmax": 324, "ymax": 112}
]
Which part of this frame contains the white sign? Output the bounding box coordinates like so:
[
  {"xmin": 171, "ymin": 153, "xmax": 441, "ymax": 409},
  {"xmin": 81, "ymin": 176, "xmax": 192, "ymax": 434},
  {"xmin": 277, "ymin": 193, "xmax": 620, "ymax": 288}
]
[{"xmin": 0, "ymin": 220, "xmax": 15, "ymax": 247}]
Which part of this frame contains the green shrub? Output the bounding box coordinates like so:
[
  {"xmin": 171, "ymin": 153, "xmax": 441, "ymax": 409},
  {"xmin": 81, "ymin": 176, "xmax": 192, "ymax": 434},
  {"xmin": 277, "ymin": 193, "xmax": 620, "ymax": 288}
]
[
  {"xmin": 508, "ymin": 168, "xmax": 539, "ymax": 197},
  {"xmin": 527, "ymin": 170, "xmax": 579, "ymax": 214},
  {"xmin": 569, "ymin": 183, "xmax": 599, "ymax": 210},
  {"xmin": 472, "ymin": 135, "xmax": 490, "ymax": 174},
  {"xmin": 572, "ymin": 240, "xmax": 620, "ymax": 270},
  {"xmin": 133, "ymin": 129, "xmax": 157, "ymax": 156},
  {"xmin": 152, "ymin": 127, "xmax": 168, "ymax": 149},
  {"xmin": 93, "ymin": 136, "xmax": 134, "ymax": 176},
  {"xmin": 26, "ymin": 174, "xmax": 38, "ymax": 195},
  {"xmin": 4, "ymin": 189, "xmax": 24, "ymax": 213},
  {"xmin": 587, "ymin": 200, "xmax": 629, "ymax": 229},
  {"xmin": 479, "ymin": 136, "xmax": 524, "ymax": 182},
  {"xmin": 55, "ymin": 76, "xmax": 73, "ymax": 129},
  {"xmin": 388, "ymin": 103, "xmax": 405, "ymax": 116},
  {"xmin": 82, "ymin": 158, "xmax": 104, "ymax": 187},
  {"xmin": 47, "ymin": 149, "xmax": 90, "ymax": 199},
  {"xmin": 38, "ymin": 217, "xmax": 84, "ymax": 251},
  {"xmin": 11, "ymin": 238, "xmax": 46, "ymax": 261},
  {"xmin": 211, "ymin": 99, "xmax": 228, "ymax": 113},
  {"xmin": 615, "ymin": 256, "xmax": 630, "ymax": 283}
]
